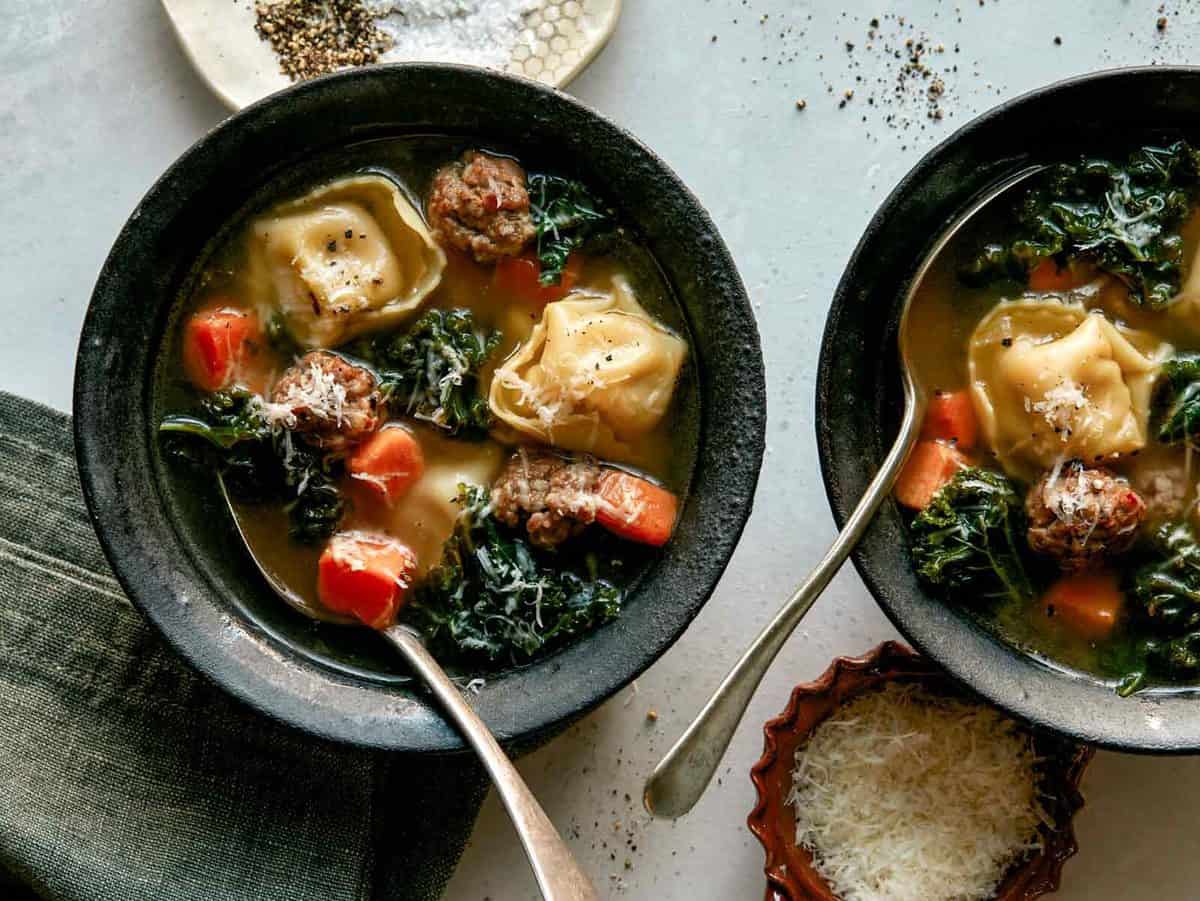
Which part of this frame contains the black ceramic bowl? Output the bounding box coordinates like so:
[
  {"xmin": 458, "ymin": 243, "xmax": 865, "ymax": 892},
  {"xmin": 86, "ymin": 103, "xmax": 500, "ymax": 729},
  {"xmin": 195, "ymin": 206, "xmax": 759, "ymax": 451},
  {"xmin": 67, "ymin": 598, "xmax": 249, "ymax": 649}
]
[
  {"xmin": 75, "ymin": 64, "xmax": 764, "ymax": 752},
  {"xmin": 817, "ymin": 67, "xmax": 1200, "ymax": 752}
]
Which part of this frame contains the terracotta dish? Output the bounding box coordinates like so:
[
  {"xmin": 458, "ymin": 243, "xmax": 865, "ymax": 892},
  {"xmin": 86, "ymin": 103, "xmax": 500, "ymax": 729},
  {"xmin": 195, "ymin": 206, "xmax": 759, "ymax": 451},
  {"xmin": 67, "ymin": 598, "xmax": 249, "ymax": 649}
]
[{"xmin": 747, "ymin": 642, "xmax": 1093, "ymax": 901}]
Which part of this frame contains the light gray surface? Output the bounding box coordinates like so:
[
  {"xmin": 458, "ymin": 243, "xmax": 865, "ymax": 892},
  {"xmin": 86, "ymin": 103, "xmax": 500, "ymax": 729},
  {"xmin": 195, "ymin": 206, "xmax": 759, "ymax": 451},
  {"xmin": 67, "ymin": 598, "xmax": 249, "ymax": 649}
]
[{"xmin": 6, "ymin": 1, "xmax": 1200, "ymax": 899}]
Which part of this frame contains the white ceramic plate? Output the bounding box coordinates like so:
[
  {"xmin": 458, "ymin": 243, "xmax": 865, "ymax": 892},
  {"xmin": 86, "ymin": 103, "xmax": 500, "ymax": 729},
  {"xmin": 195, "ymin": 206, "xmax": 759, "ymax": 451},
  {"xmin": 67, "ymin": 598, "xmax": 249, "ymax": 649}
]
[{"xmin": 161, "ymin": 0, "xmax": 622, "ymax": 110}]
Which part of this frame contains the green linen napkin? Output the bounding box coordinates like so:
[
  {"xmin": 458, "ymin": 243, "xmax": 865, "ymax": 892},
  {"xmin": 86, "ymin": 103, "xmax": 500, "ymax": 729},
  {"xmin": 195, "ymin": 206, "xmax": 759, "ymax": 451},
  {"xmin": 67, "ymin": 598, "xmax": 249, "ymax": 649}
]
[{"xmin": 0, "ymin": 391, "xmax": 489, "ymax": 901}]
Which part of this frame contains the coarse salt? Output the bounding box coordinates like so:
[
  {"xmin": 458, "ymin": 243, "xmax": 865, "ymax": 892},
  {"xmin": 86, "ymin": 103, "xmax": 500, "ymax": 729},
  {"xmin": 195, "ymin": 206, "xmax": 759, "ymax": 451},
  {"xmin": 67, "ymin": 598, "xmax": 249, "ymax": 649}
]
[{"xmin": 367, "ymin": 0, "xmax": 539, "ymax": 71}]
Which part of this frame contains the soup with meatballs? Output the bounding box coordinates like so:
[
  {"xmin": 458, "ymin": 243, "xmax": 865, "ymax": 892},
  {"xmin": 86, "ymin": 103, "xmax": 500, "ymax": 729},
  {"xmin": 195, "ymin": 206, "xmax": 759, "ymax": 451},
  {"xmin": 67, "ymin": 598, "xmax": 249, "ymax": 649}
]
[
  {"xmin": 898, "ymin": 141, "xmax": 1200, "ymax": 694},
  {"xmin": 159, "ymin": 142, "xmax": 696, "ymax": 667}
]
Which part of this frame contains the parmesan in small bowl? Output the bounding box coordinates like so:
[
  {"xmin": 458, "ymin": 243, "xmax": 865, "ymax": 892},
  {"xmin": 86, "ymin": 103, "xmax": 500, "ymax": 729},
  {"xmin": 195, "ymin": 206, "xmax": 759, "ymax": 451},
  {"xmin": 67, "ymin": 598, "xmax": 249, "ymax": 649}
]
[{"xmin": 748, "ymin": 642, "xmax": 1092, "ymax": 901}]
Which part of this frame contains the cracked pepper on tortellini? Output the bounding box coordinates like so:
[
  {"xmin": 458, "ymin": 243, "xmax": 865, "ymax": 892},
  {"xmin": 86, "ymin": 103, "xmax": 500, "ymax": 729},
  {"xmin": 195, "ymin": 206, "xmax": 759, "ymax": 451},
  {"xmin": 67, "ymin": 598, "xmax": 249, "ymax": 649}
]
[
  {"xmin": 250, "ymin": 175, "xmax": 445, "ymax": 348},
  {"xmin": 967, "ymin": 299, "xmax": 1170, "ymax": 480},
  {"xmin": 489, "ymin": 276, "xmax": 687, "ymax": 463}
]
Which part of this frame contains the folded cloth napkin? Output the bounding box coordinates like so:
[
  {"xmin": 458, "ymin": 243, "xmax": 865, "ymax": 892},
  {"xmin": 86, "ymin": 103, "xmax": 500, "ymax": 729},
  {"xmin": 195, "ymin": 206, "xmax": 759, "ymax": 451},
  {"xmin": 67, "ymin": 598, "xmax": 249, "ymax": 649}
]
[{"xmin": 0, "ymin": 392, "xmax": 489, "ymax": 901}]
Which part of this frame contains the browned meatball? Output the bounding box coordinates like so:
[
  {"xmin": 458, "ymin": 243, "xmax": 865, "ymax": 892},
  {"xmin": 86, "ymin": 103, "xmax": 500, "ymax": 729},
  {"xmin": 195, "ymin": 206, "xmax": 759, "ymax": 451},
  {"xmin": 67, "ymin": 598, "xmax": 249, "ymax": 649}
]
[
  {"xmin": 1026, "ymin": 462, "xmax": 1146, "ymax": 572},
  {"xmin": 270, "ymin": 351, "xmax": 383, "ymax": 451},
  {"xmin": 490, "ymin": 448, "xmax": 602, "ymax": 548},
  {"xmin": 427, "ymin": 151, "xmax": 536, "ymax": 262}
]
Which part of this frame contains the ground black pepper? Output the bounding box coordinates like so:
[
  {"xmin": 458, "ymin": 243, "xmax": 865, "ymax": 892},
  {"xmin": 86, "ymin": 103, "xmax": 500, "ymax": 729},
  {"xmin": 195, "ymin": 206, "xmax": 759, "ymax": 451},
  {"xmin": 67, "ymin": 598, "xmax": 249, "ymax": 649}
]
[{"xmin": 254, "ymin": 0, "xmax": 394, "ymax": 82}]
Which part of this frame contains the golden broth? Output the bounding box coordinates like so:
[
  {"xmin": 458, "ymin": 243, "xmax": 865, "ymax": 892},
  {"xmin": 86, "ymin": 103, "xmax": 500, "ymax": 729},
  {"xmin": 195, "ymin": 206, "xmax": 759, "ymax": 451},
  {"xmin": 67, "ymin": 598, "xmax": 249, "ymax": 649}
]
[
  {"xmin": 162, "ymin": 139, "xmax": 699, "ymax": 621},
  {"xmin": 903, "ymin": 206, "xmax": 1200, "ymax": 679}
]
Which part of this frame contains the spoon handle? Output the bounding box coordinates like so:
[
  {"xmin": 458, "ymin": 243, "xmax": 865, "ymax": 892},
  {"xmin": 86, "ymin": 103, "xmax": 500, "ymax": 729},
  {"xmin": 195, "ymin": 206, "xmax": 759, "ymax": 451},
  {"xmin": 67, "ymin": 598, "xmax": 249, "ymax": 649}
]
[
  {"xmin": 642, "ymin": 387, "xmax": 925, "ymax": 820},
  {"xmin": 382, "ymin": 626, "xmax": 599, "ymax": 901}
]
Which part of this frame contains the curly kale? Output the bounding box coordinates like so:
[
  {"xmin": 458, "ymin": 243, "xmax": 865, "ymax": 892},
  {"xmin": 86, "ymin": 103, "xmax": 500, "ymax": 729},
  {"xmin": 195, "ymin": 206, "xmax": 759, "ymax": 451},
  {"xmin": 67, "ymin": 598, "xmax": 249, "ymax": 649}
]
[
  {"xmin": 277, "ymin": 436, "xmax": 345, "ymax": 543},
  {"xmin": 350, "ymin": 309, "xmax": 500, "ymax": 438},
  {"xmin": 909, "ymin": 467, "xmax": 1036, "ymax": 606},
  {"xmin": 1154, "ymin": 353, "xmax": 1200, "ymax": 444},
  {"xmin": 960, "ymin": 141, "xmax": 1200, "ymax": 307},
  {"xmin": 407, "ymin": 484, "xmax": 623, "ymax": 663},
  {"xmin": 159, "ymin": 389, "xmax": 271, "ymax": 449},
  {"xmin": 160, "ymin": 390, "xmax": 344, "ymax": 542},
  {"xmin": 1129, "ymin": 521, "xmax": 1200, "ymax": 632},
  {"xmin": 528, "ymin": 173, "xmax": 608, "ymax": 286}
]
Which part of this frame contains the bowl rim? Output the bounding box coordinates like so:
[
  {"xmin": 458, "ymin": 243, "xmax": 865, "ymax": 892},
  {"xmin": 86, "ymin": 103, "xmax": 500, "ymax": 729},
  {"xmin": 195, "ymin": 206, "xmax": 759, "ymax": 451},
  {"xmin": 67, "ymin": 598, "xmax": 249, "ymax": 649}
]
[
  {"xmin": 73, "ymin": 62, "xmax": 766, "ymax": 752},
  {"xmin": 816, "ymin": 65, "xmax": 1200, "ymax": 752},
  {"xmin": 747, "ymin": 641, "xmax": 1093, "ymax": 901}
]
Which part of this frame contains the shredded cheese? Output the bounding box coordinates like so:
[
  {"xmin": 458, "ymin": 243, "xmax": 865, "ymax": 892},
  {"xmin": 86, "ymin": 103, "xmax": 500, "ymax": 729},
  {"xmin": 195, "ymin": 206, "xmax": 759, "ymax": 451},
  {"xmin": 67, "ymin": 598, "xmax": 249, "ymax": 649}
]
[
  {"xmin": 1030, "ymin": 379, "xmax": 1089, "ymax": 441},
  {"xmin": 788, "ymin": 682, "xmax": 1047, "ymax": 901}
]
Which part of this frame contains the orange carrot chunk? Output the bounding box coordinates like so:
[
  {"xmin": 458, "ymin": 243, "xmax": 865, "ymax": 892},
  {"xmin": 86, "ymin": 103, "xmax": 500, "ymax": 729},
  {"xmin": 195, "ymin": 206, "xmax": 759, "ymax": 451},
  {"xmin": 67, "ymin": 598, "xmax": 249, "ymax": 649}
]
[
  {"xmin": 1043, "ymin": 570, "xmax": 1124, "ymax": 640},
  {"xmin": 317, "ymin": 532, "xmax": 417, "ymax": 630},
  {"xmin": 493, "ymin": 252, "xmax": 582, "ymax": 305},
  {"xmin": 894, "ymin": 441, "xmax": 968, "ymax": 510},
  {"xmin": 1028, "ymin": 258, "xmax": 1094, "ymax": 293},
  {"xmin": 921, "ymin": 389, "xmax": 978, "ymax": 450},
  {"xmin": 596, "ymin": 471, "xmax": 678, "ymax": 547},
  {"xmin": 348, "ymin": 427, "xmax": 426, "ymax": 504},
  {"xmin": 182, "ymin": 306, "xmax": 260, "ymax": 392}
]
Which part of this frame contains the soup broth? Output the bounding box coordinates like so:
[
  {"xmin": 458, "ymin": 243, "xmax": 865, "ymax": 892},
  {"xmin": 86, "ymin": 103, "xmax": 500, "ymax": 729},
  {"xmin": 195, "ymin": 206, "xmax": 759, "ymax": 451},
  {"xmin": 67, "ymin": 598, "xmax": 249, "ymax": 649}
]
[
  {"xmin": 900, "ymin": 141, "xmax": 1200, "ymax": 692},
  {"xmin": 157, "ymin": 136, "xmax": 699, "ymax": 666}
]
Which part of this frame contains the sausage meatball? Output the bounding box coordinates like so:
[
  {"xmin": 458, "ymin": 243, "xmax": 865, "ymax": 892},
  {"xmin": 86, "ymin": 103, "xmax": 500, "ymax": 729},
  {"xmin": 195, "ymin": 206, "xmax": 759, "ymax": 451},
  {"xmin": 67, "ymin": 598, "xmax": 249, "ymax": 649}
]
[
  {"xmin": 490, "ymin": 448, "xmax": 602, "ymax": 548},
  {"xmin": 270, "ymin": 351, "xmax": 383, "ymax": 451},
  {"xmin": 1026, "ymin": 462, "xmax": 1146, "ymax": 572},
  {"xmin": 427, "ymin": 150, "xmax": 536, "ymax": 262}
]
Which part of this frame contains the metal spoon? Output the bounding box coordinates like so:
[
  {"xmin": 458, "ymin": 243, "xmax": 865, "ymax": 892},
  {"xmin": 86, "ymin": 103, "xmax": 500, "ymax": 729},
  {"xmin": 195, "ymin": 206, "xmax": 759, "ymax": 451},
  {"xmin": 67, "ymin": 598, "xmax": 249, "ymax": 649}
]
[
  {"xmin": 643, "ymin": 165, "xmax": 1047, "ymax": 820},
  {"xmin": 219, "ymin": 480, "xmax": 599, "ymax": 901}
]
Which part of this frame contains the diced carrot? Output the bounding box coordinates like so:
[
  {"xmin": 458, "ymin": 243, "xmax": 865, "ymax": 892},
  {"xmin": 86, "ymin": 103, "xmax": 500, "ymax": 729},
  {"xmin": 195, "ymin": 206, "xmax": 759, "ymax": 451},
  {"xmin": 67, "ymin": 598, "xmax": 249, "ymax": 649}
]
[
  {"xmin": 348, "ymin": 427, "xmax": 426, "ymax": 504},
  {"xmin": 317, "ymin": 532, "xmax": 417, "ymax": 630},
  {"xmin": 493, "ymin": 253, "xmax": 582, "ymax": 305},
  {"xmin": 182, "ymin": 305, "xmax": 260, "ymax": 392},
  {"xmin": 596, "ymin": 471, "xmax": 678, "ymax": 547},
  {"xmin": 921, "ymin": 389, "xmax": 978, "ymax": 450},
  {"xmin": 1042, "ymin": 570, "xmax": 1124, "ymax": 640},
  {"xmin": 894, "ymin": 441, "xmax": 968, "ymax": 510},
  {"xmin": 1028, "ymin": 258, "xmax": 1095, "ymax": 293}
]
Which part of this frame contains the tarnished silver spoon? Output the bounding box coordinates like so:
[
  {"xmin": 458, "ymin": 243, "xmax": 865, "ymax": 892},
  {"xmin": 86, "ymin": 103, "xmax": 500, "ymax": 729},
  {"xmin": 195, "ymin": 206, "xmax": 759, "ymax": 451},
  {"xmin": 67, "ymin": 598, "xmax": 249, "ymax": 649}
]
[
  {"xmin": 643, "ymin": 166, "xmax": 1047, "ymax": 820},
  {"xmin": 219, "ymin": 478, "xmax": 599, "ymax": 901}
]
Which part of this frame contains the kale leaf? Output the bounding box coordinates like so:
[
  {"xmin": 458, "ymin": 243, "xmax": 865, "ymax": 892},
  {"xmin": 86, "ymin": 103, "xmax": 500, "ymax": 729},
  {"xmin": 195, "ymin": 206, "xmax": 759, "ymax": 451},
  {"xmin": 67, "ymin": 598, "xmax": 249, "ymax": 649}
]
[
  {"xmin": 159, "ymin": 390, "xmax": 271, "ymax": 449},
  {"xmin": 960, "ymin": 141, "xmax": 1200, "ymax": 307},
  {"xmin": 408, "ymin": 484, "xmax": 623, "ymax": 663},
  {"xmin": 1155, "ymin": 353, "xmax": 1200, "ymax": 444},
  {"xmin": 908, "ymin": 467, "xmax": 1036, "ymax": 606},
  {"xmin": 160, "ymin": 390, "xmax": 344, "ymax": 542},
  {"xmin": 1115, "ymin": 521, "xmax": 1200, "ymax": 687},
  {"xmin": 350, "ymin": 309, "xmax": 500, "ymax": 438},
  {"xmin": 1129, "ymin": 521, "xmax": 1200, "ymax": 632},
  {"xmin": 528, "ymin": 173, "xmax": 608, "ymax": 286},
  {"xmin": 278, "ymin": 435, "xmax": 345, "ymax": 543}
]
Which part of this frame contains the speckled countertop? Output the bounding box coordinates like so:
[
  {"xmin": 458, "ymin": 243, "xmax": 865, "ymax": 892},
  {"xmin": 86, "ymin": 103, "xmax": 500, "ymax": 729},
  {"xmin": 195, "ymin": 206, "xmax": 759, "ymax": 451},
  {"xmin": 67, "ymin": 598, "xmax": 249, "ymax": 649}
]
[{"xmin": 5, "ymin": 1, "xmax": 1200, "ymax": 898}]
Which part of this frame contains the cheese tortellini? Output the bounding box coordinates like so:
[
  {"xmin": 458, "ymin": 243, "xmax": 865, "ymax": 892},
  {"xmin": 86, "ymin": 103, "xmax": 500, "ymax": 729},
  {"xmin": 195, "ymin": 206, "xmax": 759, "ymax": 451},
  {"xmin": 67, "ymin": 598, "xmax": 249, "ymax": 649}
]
[
  {"xmin": 250, "ymin": 175, "xmax": 445, "ymax": 349},
  {"xmin": 489, "ymin": 276, "xmax": 687, "ymax": 463},
  {"xmin": 968, "ymin": 299, "xmax": 1169, "ymax": 479}
]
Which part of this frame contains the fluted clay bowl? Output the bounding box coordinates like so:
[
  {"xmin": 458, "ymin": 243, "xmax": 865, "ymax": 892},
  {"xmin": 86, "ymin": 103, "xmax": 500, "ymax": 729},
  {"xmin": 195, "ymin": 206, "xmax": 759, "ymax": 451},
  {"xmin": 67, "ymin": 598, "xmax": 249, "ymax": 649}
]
[{"xmin": 748, "ymin": 642, "xmax": 1093, "ymax": 901}]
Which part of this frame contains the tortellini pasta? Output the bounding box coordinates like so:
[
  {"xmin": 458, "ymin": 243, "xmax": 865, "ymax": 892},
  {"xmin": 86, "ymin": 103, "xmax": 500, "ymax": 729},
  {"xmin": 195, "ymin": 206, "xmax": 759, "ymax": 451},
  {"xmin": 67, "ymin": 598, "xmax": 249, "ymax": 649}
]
[
  {"xmin": 968, "ymin": 299, "xmax": 1169, "ymax": 480},
  {"xmin": 488, "ymin": 276, "xmax": 687, "ymax": 462},
  {"xmin": 250, "ymin": 175, "xmax": 445, "ymax": 349}
]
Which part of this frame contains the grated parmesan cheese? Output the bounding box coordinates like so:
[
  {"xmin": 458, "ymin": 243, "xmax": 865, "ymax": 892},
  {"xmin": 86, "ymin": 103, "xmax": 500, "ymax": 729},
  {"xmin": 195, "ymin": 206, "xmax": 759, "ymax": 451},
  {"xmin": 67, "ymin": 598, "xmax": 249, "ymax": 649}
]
[
  {"xmin": 788, "ymin": 682, "xmax": 1047, "ymax": 901},
  {"xmin": 1030, "ymin": 379, "xmax": 1090, "ymax": 441}
]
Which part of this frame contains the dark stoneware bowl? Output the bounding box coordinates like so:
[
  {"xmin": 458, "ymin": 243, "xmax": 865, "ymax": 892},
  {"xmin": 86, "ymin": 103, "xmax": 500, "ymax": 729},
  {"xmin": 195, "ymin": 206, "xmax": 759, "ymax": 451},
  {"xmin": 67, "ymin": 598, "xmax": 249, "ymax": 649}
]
[
  {"xmin": 817, "ymin": 67, "xmax": 1200, "ymax": 751},
  {"xmin": 74, "ymin": 64, "xmax": 765, "ymax": 752}
]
